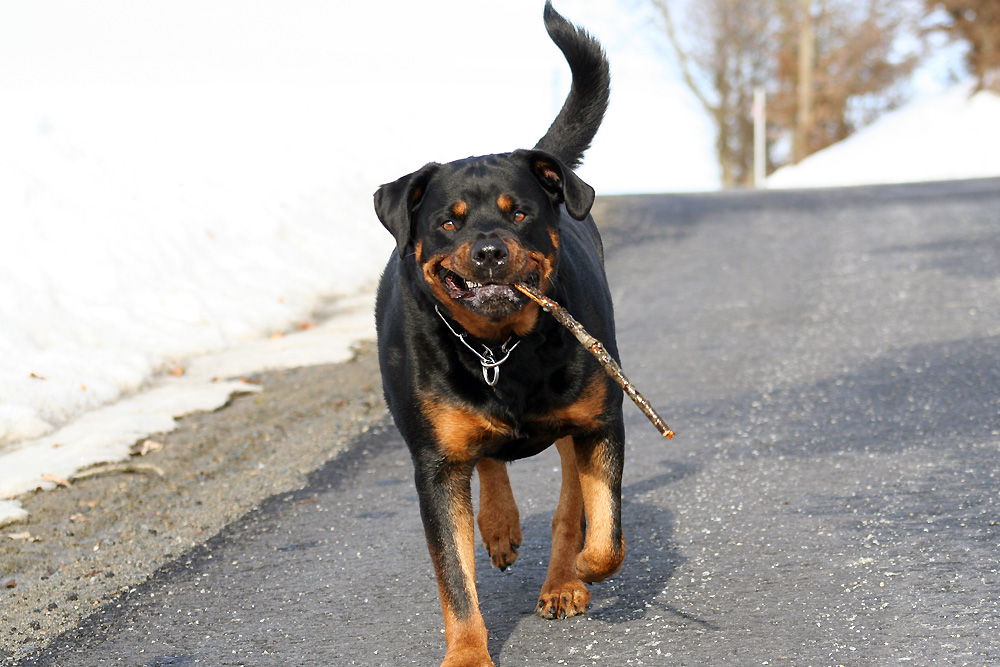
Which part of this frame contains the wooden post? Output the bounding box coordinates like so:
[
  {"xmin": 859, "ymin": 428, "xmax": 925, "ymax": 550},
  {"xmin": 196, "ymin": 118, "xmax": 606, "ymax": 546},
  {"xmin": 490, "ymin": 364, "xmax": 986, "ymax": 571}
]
[
  {"xmin": 795, "ymin": 0, "xmax": 814, "ymax": 164},
  {"xmin": 753, "ymin": 86, "xmax": 767, "ymax": 188}
]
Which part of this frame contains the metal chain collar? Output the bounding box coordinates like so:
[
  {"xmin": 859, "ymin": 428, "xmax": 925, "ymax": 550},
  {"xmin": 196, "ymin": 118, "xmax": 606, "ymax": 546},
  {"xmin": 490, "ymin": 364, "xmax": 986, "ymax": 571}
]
[{"xmin": 434, "ymin": 306, "xmax": 521, "ymax": 386}]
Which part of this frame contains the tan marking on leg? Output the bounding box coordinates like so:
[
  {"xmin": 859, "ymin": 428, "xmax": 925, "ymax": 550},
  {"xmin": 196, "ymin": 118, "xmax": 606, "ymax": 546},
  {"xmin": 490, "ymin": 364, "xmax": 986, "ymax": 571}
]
[
  {"xmin": 440, "ymin": 619, "xmax": 493, "ymax": 667},
  {"xmin": 576, "ymin": 440, "xmax": 625, "ymax": 583},
  {"xmin": 476, "ymin": 458, "xmax": 522, "ymax": 570},
  {"xmin": 435, "ymin": 475, "xmax": 493, "ymax": 667},
  {"xmin": 536, "ymin": 436, "xmax": 591, "ymax": 619},
  {"xmin": 428, "ymin": 471, "xmax": 493, "ymax": 667}
]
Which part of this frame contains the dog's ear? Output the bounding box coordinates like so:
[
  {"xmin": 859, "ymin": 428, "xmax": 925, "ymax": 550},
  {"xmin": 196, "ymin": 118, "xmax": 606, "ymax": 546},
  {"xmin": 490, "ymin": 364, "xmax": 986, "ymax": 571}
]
[
  {"xmin": 516, "ymin": 149, "xmax": 595, "ymax": 221},
  {"xmin": 374, "ymin": 163, "xmax": 440, "ymax": 258}
]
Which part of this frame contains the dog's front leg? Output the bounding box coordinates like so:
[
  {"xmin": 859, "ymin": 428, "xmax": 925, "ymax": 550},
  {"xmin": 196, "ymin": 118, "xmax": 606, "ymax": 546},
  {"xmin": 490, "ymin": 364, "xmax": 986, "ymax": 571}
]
[
  {"xmin": 476, "ymin": 457, "xmax": 522, "ymax": 571},
  {"xmin": 414, "ymin": 455, "xmax": 494, "ymax": 667}
]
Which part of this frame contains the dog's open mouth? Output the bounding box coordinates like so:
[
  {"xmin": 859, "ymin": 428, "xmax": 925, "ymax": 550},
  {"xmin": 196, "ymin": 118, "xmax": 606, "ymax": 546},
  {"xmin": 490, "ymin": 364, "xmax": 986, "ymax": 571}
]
[{"xmin": 440, "ymin": 269, "xmax": 539, "ymax": 314}]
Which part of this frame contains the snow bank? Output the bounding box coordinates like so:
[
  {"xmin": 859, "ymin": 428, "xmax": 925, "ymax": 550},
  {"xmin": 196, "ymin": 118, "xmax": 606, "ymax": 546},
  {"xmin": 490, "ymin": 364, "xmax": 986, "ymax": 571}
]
[
  {"xmin": 768, "ymin": 82, "xmax": 1000, "ymax": 188},
  {"xmin": 0, "ymin": 86, "xmax": 392, "ymax": 449},
  {"xmin": 0, "ymin": 85, "xmax": 390, "ymax": 525}
]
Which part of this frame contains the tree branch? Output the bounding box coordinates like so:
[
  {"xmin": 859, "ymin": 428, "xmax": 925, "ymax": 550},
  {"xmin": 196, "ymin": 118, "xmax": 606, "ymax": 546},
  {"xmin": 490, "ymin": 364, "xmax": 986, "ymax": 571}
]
[
  {"xmin": 649, "ymin": 0, "xmax": 717, "ymax": 115},
  {"xmin": 515, "ymin": 283, "xmax": 674, "ymax": 440}
]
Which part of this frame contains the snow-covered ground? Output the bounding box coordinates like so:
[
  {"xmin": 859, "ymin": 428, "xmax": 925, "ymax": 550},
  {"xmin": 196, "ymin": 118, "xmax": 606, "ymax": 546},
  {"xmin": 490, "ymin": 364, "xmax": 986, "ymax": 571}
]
[
  {"xmin": 2, "ymin": 0, "xmax": 996, "ymax": 525},
  {"xmin": 768, "ymin": 81, "xmax": 1000, "ymax": 188}
]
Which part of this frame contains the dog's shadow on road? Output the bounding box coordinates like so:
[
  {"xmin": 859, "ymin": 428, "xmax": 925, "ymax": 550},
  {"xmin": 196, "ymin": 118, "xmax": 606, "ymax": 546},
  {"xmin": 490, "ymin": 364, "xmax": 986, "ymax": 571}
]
[{"xmin": 478, "ymin": 458, "xmax": 709, "ymax": 655}]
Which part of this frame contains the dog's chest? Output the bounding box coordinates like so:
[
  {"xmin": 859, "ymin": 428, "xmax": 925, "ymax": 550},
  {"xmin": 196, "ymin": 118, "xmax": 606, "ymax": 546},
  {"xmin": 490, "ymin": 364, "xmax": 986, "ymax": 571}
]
[{"xmin": 433, "ymin": 367, "xmax": 606, "ymax": 462}]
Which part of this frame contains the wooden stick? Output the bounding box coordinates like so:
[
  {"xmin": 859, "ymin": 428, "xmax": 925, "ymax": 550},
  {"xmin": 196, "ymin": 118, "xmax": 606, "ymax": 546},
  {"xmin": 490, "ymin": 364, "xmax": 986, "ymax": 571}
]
[
  {"xmin": 515, "ymin": 283, "xmax": 674, "ymax": 440},
  {"xmin": 70, "ymin": 462, "xmax": 166, "ymax": 481}
]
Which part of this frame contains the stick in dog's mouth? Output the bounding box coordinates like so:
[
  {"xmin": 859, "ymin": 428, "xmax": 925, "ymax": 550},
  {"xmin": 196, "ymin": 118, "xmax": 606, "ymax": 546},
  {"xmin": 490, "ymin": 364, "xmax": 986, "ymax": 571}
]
[{"xmin": 514, "ymin": 282, "xmax": 675, "ymax": 440}]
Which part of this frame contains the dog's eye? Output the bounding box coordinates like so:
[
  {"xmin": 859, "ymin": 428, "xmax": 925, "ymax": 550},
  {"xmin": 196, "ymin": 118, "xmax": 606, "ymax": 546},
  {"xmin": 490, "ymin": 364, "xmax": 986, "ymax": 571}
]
[
  {"xmin": 441, "ymin": 220, "xmax": 457, "ymax": 231},
  {"xmin": 513, "ymin": 211, "xmax": 526, "ymax": 222}
]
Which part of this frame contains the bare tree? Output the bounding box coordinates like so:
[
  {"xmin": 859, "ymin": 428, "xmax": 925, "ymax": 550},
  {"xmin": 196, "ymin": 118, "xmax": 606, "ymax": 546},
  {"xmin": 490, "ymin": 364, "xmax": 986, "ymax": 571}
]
[
  {"xmin": 926, "ymin": 0, "xmax": 1000, "ymax": 91},
  {"xmin": 775, "ymin": 0, "xmax": 922, "ymax": 159},
  {"xmin": 653, "ymin": 0, "xmax": 775, "ymax": 186},
  {"xmin": 652, "ymin": 0, "xmax": 922, "ymax": 185}
]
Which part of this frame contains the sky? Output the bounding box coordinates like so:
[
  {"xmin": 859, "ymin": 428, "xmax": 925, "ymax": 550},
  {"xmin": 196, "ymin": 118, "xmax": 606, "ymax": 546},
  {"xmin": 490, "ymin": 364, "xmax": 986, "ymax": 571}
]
[
  {"xmin": 1, "ymin": 0, "xmax": 997, "ymax": 525},
  {"xmin": 0, "ymin": 0, "xmax": 719, "ymax": 194}
]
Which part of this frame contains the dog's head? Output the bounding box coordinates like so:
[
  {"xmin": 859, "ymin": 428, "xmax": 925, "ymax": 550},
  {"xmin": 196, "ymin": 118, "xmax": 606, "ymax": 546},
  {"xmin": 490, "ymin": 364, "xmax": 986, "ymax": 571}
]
[{"xmin": 375, "ymin": 149, "xmax": 594, "ymax": 340}]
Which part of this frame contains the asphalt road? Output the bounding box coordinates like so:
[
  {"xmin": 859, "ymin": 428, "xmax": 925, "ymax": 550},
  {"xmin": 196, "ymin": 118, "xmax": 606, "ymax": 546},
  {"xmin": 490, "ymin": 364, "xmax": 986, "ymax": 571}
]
[{"xmin": 20, "ymin": 178, "xmax": 1000, "ymax": 666}]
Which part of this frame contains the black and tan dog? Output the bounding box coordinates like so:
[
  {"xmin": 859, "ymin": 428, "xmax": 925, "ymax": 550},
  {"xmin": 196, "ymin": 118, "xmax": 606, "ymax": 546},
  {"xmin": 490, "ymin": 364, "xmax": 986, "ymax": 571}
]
[{"xmin": 373, "ymin": 3, "xmax": 621, "ymax": 665}]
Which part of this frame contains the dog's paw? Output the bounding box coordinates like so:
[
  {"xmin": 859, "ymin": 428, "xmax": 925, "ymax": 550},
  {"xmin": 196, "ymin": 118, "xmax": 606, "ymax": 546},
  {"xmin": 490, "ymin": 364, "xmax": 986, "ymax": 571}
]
[
  {"xmin": 478, "ymin": 514, "xmax": 522, "ymax": 571},
  {"xmin": 440, "ymin": 649, "xmax": 495, "ymax": 667},
  {"xmin": 535, "ymin": 578, "xmax": 590, "ymax": 619}
]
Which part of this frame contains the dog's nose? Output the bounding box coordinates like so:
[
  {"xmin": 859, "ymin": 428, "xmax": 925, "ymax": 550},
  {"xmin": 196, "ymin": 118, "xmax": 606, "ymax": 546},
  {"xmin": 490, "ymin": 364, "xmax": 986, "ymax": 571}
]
[{"xmin": 470, "ymin": 238, "xmax": 509, "ymax": 269}]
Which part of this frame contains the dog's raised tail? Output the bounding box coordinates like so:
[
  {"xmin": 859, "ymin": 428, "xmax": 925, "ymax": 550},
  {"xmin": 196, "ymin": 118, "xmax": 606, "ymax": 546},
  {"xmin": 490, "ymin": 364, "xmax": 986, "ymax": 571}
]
[{"xmin": 533, "ymin": 1, "xmax": 611, "ymax": 171}]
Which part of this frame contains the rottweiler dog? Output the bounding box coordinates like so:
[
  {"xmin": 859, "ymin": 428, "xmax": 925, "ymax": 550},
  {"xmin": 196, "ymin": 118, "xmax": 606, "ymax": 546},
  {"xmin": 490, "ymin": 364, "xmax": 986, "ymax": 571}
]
[{"xmin": 373, "ymin": 3, "xmax": 621, "ymax": 665}]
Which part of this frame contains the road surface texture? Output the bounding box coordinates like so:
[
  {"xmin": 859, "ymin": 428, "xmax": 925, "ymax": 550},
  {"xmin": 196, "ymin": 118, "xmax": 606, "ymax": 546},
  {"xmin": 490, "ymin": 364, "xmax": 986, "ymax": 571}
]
[{"xmin": 8, "ymin": 178, "xmax": 1000, "ymax": 666}]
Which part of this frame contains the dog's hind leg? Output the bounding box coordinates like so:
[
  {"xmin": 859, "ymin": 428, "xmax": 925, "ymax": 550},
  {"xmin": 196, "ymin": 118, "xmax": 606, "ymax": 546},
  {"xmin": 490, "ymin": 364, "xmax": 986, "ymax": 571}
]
[
  {"xmin": 476, "ymin": 458, "xmax": 522, "ymax": 571},
  {"xmin": 536, "ymin": 436, "xmax": 591, "ymax": 619},
  {"xmin": 574, "ymin": 427, "xmax": 626, "ymax": 583}
]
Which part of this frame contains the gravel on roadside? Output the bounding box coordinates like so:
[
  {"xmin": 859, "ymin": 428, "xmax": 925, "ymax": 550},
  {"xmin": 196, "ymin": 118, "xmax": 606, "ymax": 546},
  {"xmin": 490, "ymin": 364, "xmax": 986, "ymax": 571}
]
[{"xmin": 0, "ymin": 343, "xmax": 386, "ymax": 662}]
